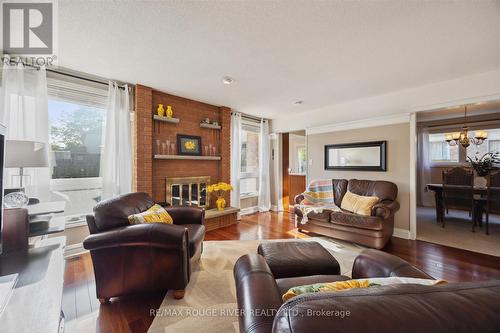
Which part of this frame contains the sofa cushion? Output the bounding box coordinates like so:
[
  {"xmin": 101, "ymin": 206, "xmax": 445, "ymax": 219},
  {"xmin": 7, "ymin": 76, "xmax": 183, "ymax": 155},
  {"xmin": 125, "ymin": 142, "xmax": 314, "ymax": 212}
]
[
  {"xmin": 93, "ymin": 192, "xmax": 156, "ymax": 232},
  {"xmin": 348, "ymin": 179, "xmax": 398, "ymax": 202},
  {"xmin": 128, "ymin": 204, "xmax": 174, "ymax": 225},
  {"xmin": 340, "ymin": 191, "xmax": 379, "ymax": 216},
  {"xmin": 305, "ymin": 210, "xmax": 333, "ymax": 222},
  {"xmin": 331, "ymin": 210, "xmax": 384, "ymax": 231},
  {"xmin": 276, "ymin": 275, "xmax": 350, "ymax": 296}
]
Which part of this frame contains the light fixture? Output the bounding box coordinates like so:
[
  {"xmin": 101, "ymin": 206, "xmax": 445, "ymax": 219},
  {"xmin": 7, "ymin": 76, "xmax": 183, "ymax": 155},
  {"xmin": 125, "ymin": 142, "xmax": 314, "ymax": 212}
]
[
  {"xmin": 221, "ymin": 76, "xmax": 235, "ymax": 85},
  {"xmin": 444, "ymin": 105, "xmax": 487, "ymax": 148},
  {"xmin": 294, "ymin": 100, "xmax": 304, "ymax": 105}
]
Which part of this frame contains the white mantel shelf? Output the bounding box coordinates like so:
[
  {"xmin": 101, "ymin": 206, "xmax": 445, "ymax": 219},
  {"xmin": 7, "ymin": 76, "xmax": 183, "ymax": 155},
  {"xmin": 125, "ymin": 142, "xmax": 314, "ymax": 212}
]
[
  {"xmin": 153, "ymin": 115, "xmax": 180, "ymax": 123},
  {"xmin": 154, "ymin": 154, "xmax": 221, "ymax": 161}
]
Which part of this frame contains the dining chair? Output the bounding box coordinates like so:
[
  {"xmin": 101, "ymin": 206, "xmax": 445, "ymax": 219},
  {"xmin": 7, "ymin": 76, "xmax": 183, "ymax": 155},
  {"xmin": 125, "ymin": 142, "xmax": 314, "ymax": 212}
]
[
  {"xmin": 442, "ymin": 167, "xmax": 475, "ymax": 230},
  {"xmin": 477, "ymin": 171, "xmax": 500, "ymax": 235}
]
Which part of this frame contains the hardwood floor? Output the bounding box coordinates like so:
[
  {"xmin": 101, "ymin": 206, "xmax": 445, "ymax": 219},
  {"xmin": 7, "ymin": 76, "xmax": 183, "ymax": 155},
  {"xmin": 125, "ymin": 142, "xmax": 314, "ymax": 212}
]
[{"xmin": 64, "ymin": 211, "xmax": 500, "ymax": 333}]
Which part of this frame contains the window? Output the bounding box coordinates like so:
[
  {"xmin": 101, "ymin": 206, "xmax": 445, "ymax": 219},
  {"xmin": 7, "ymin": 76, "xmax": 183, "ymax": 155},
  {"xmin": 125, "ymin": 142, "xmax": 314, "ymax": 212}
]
[
  {"xmin": 429, "ymin": 133, "xmax": 459, "ymax": 163},
  {"xmin": 296, "ymin": 146, "xmax": 307, "ymax": 174},
  {"xmin": 47, "ymin": 76, "xmax": 108, "ymax": 225},
  {"xmin": 240, "ymin": 122, "xmax": 260, "ymax": 197},
  {"xmin": 49, "ymin": 99, "xmax": 105, "ymax": 179},
  {"xmin": 428, "ymin": 129, "xmax": 500, "ymax": 165}
]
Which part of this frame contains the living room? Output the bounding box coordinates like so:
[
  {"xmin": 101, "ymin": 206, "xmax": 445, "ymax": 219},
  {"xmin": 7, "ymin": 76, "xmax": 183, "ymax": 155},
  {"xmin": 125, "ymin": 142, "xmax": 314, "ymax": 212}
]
[{"xmin": 0, "ymin": 1, "xmax": 500, "ymax": 333}]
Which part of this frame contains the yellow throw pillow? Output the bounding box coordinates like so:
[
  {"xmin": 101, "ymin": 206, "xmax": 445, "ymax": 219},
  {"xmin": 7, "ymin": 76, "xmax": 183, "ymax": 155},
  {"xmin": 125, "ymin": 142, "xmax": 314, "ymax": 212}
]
[
  {"xmin": 340, "ymin": 191, "xmax": 379, "ymax": 216},
  {"xmin": 282, "ymin": 277, "xmax": 447, "ymax": 302},
  {"xmin": 128, "ymin": 204, "xmax": 174, "ymax": 225}
]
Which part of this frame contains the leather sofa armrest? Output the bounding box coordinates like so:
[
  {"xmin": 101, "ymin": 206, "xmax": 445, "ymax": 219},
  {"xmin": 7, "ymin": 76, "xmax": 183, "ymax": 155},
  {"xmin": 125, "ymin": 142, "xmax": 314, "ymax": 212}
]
[
  {"xmin": 352, "ymin": 249, "xmax": 433, "ymax": 280},
  {"xmin": 294, "ymin": 194, "xmax": 305, "ymax": 204},
  {"xmin": 83, "ymin": 223, "xmax": 188, "ymax": 251},
  {"xmin": 166, "ymin": 206, "xmax": 205, "ymax": 225},
  {"xmin": 372, "ymin": 200, "xmax": 400, "ymax": 219},
  {"xmin": 234, "ymin": 254, "xmax": 283, "ymax": 333}
]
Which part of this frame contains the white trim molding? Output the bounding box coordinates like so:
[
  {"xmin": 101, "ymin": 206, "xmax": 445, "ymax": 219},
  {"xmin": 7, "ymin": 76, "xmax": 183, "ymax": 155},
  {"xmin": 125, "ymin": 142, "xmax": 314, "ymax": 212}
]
[
  {"xmin": 409, "ymin": 112, "xmax": 418, "ymax": 240},
  {"xmin": 240, "ymin": 206, "xmax": 260, "ymax": 216},
  {"xmin": 270, "ymin": 205, "xmax": 279, "ymax": 212},
  {"xmin": 393, "ymin": 228, "xmax": 411, "ymax": 240},
  {"xmin": 306, "ymin": 113, "xmax": 411, "ymax": 135},
  {"xmin": 64, "ymin": 243, "xmax": 87, "ymax": 259}
]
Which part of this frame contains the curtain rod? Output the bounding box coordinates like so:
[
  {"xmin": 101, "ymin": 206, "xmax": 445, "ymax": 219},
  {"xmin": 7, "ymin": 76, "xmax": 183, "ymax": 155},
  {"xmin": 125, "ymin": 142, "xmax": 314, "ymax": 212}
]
[
  {"xmin": 233, "ymin": 111, "xmax": 267, "ymax": 122},
  {"xmin": 4, "ymin": 59, "xmax": 129, "ymax": 90}
]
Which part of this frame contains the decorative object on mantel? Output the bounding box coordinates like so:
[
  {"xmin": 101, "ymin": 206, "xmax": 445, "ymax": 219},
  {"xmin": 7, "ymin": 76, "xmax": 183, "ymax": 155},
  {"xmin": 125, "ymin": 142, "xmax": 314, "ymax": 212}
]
[
  {"xmin": 177, "ymin": 134, "xmax": 202, "ymax": 156},
  {"xmin": 166, "ymin": 105, "xmax": 173, "ymax": 118},
  {"xmin": 467, "ymin": 152, "xmax": 500, "ymax": 187},
  {"xmin": 157, "ymin": 104, "xmax": 165, "ymax": 117},
  {"xmin": 200, "ymin": 118, "xmax": 222, "ymax": 130},
  {"xmin": 444, "ymin": 105, "xmax": 488, "ymax": 148},
  {"xmin": 324, "ymin": 141, "xmax": 387, "ymax": 171},
  {"xmin": 207, "ymin": 182, "xmax": 233, "ymax": 211}
]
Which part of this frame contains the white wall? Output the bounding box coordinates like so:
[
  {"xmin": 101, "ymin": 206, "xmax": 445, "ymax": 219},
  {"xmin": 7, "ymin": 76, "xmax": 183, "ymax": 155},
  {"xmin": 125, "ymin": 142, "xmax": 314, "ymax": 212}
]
[{"xmin": 272, "ymin": 69, "xmax": 500, "ymax": 133}]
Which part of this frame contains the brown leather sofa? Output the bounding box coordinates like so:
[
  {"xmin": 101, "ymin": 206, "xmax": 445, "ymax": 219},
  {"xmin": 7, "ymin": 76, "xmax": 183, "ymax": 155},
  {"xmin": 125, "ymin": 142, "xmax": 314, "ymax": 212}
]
[
  {"xmin": 294, "ymin": 179, "xmax": 400, "ymax": 249},
  {"xmin": 83, "ymin": 192, "xmax": 205, "ymax": 303},
  {"xmin": 234, "ymin": 249, "xmax": 500, "ymax": 333}
]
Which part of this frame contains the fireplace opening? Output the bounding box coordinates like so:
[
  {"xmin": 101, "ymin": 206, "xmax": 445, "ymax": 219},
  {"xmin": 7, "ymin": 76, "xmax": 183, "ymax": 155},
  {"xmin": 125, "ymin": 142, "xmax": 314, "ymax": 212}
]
[{"xmin": 166, "ymin": 176, "xmax": 210, "ymax": 207}]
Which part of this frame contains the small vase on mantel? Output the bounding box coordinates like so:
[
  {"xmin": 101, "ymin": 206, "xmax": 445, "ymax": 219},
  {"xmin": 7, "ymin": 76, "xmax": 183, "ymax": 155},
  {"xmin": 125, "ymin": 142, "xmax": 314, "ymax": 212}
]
[
  {"xmin": 166, "ymin": 105, "xmax": 173, "ymax": 118},
  {"xmin": 157, "ymin": 104, "xmax": 165, "ymax": 117}
]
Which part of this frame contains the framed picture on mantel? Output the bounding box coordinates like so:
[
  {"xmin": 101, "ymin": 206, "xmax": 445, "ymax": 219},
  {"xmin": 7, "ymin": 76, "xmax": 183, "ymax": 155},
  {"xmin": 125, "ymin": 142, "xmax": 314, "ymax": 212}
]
[
  {"xmin": 324, "ymin": 141, "xmax": 387, "ymax": 171},
  {"xmin": 177, "ymin": 134, "xmax": 202, "ymax": 156}
]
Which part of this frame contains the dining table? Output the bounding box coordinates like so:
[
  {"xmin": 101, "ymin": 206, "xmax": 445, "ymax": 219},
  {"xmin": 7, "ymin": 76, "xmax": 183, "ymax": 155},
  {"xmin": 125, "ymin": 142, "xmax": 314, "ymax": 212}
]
[{"xmin": 426, "ymin": 184, "xmax": 487, "ymax": 223}]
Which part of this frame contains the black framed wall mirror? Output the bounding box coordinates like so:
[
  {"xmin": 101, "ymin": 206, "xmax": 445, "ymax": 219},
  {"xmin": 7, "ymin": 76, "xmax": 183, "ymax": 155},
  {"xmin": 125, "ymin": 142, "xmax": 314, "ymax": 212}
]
[{"xmin": 324, "ymin": 141, "xmax": 387, "ymax": 171}]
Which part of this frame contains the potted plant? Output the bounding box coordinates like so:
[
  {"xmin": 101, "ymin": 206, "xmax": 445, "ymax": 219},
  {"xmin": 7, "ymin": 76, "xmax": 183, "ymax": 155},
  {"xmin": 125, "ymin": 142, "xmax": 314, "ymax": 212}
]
[
  {"xmin": 467, "ymin": 152, "xmax": 500, "ymax": 186},
  {"xmin": 207, "ymin": 182, "xmax": 233, "ymax": 211}
]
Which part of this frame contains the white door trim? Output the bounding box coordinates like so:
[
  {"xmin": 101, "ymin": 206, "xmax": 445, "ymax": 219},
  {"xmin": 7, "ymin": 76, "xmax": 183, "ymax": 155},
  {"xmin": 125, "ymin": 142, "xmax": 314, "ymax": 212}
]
[{"xmin": 409, "ymin": 112, "xmax": 418, "ymax": 240}]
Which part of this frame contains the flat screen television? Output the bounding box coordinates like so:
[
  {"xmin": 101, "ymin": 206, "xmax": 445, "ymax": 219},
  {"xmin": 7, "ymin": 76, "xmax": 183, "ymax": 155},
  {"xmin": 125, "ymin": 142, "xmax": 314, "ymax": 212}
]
[{"xmin": 0, "ymin": 124, "xmax": 5, "ymax": 254}]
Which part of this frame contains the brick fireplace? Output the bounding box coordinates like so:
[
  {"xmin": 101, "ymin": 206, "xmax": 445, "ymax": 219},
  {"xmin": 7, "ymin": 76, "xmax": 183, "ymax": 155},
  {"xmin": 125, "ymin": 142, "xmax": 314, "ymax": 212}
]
[{"xmin": 133, "ymin": 85, "xmax": 231, "ymax": 209}]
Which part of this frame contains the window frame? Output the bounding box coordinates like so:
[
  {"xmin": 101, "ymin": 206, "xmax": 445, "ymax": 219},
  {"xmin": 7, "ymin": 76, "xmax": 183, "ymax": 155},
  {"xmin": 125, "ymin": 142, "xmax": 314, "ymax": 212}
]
[
  {"xmin": 240, "ymin": 120, "xmax": 260, "ymax": 198},
  {"xmin": 47, "ymin": 76, "xmax": 109, "ymax": 227}
]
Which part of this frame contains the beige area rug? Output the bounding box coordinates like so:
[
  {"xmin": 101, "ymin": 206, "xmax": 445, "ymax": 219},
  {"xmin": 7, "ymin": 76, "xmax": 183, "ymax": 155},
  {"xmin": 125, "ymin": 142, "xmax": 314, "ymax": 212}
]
[{"xmin": 148, "ymin": 237, "xmax": 364, "ymax": 333}]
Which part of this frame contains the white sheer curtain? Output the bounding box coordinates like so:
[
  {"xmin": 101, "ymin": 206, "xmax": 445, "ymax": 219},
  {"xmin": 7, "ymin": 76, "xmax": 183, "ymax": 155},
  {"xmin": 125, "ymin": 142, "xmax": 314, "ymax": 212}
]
[
  {"xmin": 230, "ymin": 112, "xmax": 242, "ymax": 209},
  {"xmin": 100, "ymin": 82, "xmax": 132, "ymax": 199},
  {"xmin": 258, "ymin": 119, "xmax": 271, "ymax": 212},
  {"xmin": 0, "ymin": 62, "xmax": 50, "ymax": 198},
  {"xmin": 417, "ymin": 129, "xmax": 434, "ymax": 207}
]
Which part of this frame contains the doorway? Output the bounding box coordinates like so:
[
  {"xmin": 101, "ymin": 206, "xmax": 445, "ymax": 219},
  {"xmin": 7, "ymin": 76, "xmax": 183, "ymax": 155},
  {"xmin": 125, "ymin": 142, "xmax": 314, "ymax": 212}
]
[
  {"xmin": 281, "ymin": 131, "xmax": 307, "ymax": 212},
  {"xmin": 414, "ymin": 101, "xmax": 500, "ymax": 256}
]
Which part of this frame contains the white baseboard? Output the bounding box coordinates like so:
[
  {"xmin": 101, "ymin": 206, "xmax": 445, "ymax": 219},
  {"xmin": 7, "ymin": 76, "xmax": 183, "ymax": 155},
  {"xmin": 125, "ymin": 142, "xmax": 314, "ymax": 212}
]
[
  {"xmin": 240, "ymin": 206, "xmax": 259, "ymax": 216},
  {"xmin": 393, "ymin": 228, "xmax": 411, "ymax": 239},
  {"xmin": 64, "ymin": 243, "xmax": 87, "ymax": 259},
  {"xmin": 270, "ymin": 205, "xmax": 279, "ymax": 212}
]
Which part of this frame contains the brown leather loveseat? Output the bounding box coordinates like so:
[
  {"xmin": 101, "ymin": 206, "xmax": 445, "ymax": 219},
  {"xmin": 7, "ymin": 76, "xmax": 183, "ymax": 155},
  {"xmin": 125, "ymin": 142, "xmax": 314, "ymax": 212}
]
[
  {"xmin": 295, "ymin": 179, "xmax": 400, "ymax": 249},
  {"xmin": 234, "ymin": 249, "xmax": 500, "ymax": 333},
  {"xmin": 83, "ymin": 192, "xmax": 205, "ymax": 303}
]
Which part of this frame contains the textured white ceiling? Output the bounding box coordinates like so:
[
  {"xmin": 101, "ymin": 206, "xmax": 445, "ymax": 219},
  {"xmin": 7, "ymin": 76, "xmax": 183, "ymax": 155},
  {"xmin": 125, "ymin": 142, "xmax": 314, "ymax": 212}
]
[{"xmin": 58, "ymin": 0, "xmax": 500, "ymax": 119}]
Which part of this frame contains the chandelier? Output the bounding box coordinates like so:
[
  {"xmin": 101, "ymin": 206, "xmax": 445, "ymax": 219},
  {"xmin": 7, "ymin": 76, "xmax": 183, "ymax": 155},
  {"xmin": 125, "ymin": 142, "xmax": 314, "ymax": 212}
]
[{"xmin": 444, "ymin": 105, "xmax": 487, "ymax": 148}]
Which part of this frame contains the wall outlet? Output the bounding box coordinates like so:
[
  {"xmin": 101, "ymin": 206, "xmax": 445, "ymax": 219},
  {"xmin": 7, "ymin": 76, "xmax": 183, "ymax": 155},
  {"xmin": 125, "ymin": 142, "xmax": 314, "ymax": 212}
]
[{"xmin": 308, "ymin": 159, "xmax": 313, "ymax": 166}]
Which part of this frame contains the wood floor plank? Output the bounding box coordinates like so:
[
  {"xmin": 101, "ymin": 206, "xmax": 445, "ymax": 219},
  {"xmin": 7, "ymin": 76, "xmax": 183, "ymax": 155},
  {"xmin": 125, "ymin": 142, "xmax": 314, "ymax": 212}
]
[{"xmin": 63, "ymin": 211, "xmax": 500, "ymax": 333}]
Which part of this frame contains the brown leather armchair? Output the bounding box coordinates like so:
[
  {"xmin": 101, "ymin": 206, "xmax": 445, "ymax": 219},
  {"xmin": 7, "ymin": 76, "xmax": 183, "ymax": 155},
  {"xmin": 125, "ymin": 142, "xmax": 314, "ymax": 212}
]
[{"xmin": 83, "ymin": 192, "xmax": 205, "ymax": 303}]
